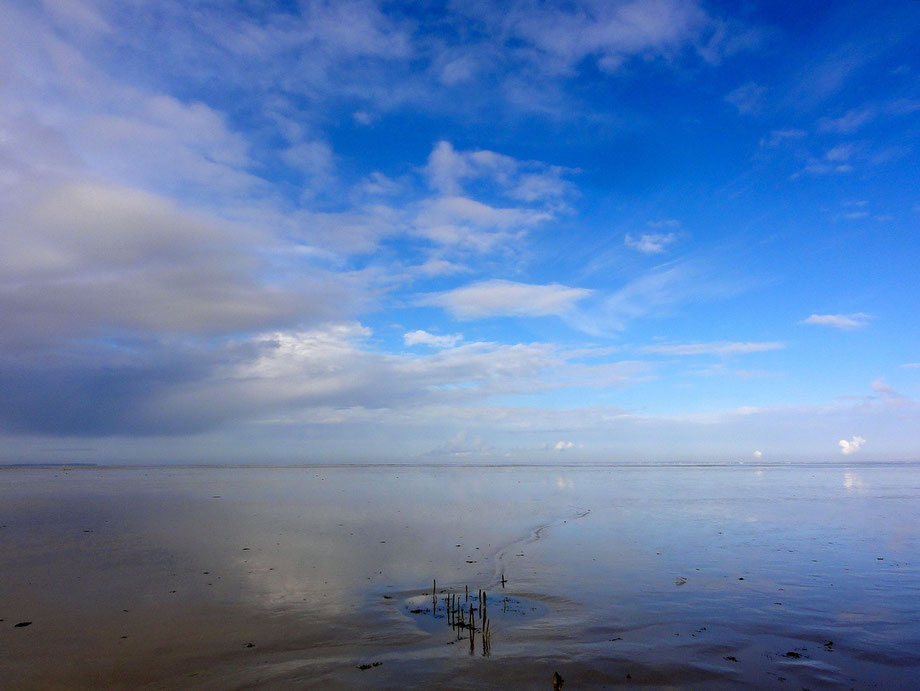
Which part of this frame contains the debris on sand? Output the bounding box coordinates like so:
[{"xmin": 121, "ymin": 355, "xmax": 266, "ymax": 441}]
[
  {"xmin": 675, "ymin": 577, "xmax": 688, "ymax": 586},
  {"xmin": 14, "ymin": 622, "xmax": 32, "ymax": 628},
  {"xmin": 357, "ymin": 662, "xmax": 383, "ymax": 670}
]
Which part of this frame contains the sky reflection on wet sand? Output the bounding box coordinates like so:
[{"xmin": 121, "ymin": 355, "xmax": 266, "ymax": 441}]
[{"xmin": 2, "ymin": 464, "xmax": 919, "ymax": 688}]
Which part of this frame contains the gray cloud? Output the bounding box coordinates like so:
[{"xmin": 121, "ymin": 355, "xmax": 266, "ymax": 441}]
[
  {"xmin": 0, "ymin": 322, "xmax": 650, "ymax": 437},
  {"xmin": 0, "ymin": 182, "xmax": 356, "ymax": 350}
]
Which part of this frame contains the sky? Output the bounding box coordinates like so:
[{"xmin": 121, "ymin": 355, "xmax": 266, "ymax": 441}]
[{"xmin": 1, "ymin": 0, "xmax": 918, "ymax": 464}]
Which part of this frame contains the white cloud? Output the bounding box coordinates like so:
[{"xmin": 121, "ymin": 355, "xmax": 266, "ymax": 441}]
[
  {"xmin": 797, "ymin": 144, "xmax": 865, "ymax": 176},
  {"xmin": 818, "ymin": 99, "xmax": 920, "ymax": 134},
  {"xmin": 420, "ymin": 279, "xmax": 592, "ymax": 319},
  {"xmin": 554, "ymin": 440, "xmax": 575, "ymax": 451},
  {"xmin": 425, "ymin": 431, "xmax": 494, "ymax": 458},
  {"xmin": 818, "ymin": 106, "xmax": 877, "ymax": 134},
  {"xmin": 569, "ymin": 261, "xmax": 747, "ymax": 335},
  {"xmin": 412, "ymin": 258, "xmax": 471, "ymax": 277},
  {"xmin": 824, "ymin": 144, "xmax": 857, "ymax": 162},
  {"xmin": 414, "ymin": 196, "xmax": 551, "ymax": 251},
  {"xmin": 281, "ymin": 140, "xmax": 335, "ymax": 177},
  {"xmin": 801, "ymin": 313, "xmax": 872, "ymax": 330},
  {"xmin": 752, "ymin": 450, "xmax": 763, "ymax": 459},
  {"xmin": 872, "ymin": 378, "xmax": 912, "ymax": 407},
  {"xmin": 839, "ymin": 435, "xmax": 865, "ymax": 455},
  {"xmin": 624, "ymin": 232, "xmax": 678, "ymax": 254},
  {"xmin": 424, "ymin": 141, "xmax": 573, "ymax": 201},
  {"xmin": 404, "ymin": 330, "xmax": 463, "ymax": 349},
  {"xmin": 725, "ymin": 82, "xmax": 766, "ymax": 114},
  {"xmin": 642, "ymin": 341, "xmax": 785, "ymax": 356},
  {"xmin": 358, "ymin": 171, "xmax": 403, "ymax": 196},
  {"xmin": 500, "ymin": 0, "xmax": 715, "ymax": 75},
  {"xmin": 760, "ymin": 129, "xmax": 806, "ymax": 147},
  {"xmin": 901, "ymin": 363, "xmax": 920, "ymax": 369}
]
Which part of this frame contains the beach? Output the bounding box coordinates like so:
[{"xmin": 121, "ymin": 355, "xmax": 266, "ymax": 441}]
[{"xmin": 2, "ymin": 463, "xmax": 919, "ymax": 689}]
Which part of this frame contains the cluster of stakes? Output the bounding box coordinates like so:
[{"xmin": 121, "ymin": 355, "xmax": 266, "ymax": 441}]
[{"xmin": 432, "ymin": 579, "xmax": 493, "ymax": 656}]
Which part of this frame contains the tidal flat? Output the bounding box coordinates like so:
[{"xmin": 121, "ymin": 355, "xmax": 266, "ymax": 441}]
[{"xmin": 2, "ymin": 463, "xmax": 919, "ymax": 689}]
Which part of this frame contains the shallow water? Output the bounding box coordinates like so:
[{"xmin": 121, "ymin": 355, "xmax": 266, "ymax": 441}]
[{"xmin": 2, "ymin": 463, "xmax": 919, "ymax": 688}]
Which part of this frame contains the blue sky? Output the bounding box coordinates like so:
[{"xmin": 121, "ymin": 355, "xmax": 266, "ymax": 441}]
[{"xmin": 1, "ymin": 0, "xmax": 918, "ymax": 464}]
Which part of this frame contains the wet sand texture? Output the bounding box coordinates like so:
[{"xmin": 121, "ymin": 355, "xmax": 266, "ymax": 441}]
[{"xmin": 2, "ymin": 463, "xmax": 919, "ymax": 688}]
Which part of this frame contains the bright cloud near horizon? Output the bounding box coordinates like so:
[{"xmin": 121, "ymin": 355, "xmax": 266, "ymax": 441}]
[{"xmin": 0, "ymin": 1, "xmax": 918, "ymax": 465}]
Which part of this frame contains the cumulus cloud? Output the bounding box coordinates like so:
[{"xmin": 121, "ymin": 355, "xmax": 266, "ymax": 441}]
[
  {"xmin": 801, "ymin": 313, "xmax": 872, "ymax": 330},
  {"xmin": 554, "ymin": 440, "xmax": 575, "ymax": 451},
  {"xmin": 839, "ymin": 435, "xmax": 866, "ymax": 455},
  {"xmin": 424, "ymin": 141, "xmax": 573, "ymax": 201},
  {"xmin": 420, "ymin": 279, "xmax": 592, "ymax": 319},
  {"xmin": 404, "ymin": 330, "xmax": 463, "ymax": 349},
  {"xmin": 642, "ymin": 341, "xmax": 784, "ymax": 356},
  {"xmin": 753, "ymin": 450, "xmax": 763, "ymax": 459}
]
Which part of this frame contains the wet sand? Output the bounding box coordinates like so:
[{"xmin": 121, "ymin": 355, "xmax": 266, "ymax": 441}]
[{"xmin": 2, "ymin": 463, "xmax": 919, "ymax": 688}]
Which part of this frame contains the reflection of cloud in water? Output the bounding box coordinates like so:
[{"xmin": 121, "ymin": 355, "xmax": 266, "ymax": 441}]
[
  {"xmin": 843, "ymin": 471, "xmax": 866, "ymax": 492},
  {"xmin": 555, "ymin": 476, "xmax": 574, "ymax": 490}
]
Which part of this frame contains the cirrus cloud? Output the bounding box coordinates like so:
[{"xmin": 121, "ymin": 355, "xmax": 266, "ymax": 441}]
[
  {"xmin": 642, "ymin": 341, "xmax": 785, "ymax": 356},
  {"xmin": 801, "ymin": 313, "xmax": 872, "ymax": 330}
]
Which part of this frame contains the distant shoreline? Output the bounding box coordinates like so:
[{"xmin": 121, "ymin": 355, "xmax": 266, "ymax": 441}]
[{"xmin": 2, "ymin": 460, "xmax": 918, "ymax": 470}]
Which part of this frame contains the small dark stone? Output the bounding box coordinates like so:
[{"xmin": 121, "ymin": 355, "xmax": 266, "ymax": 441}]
[
  {"xmin": 783, "ymin": 651, "xmax": 802, "ymax": 659},
  {"xmin": 14, "ymin": 621, "xmax": 32, "ymax": 627},
  {"xmin": 246, "ymin": 642, "xmax": 255, "ymax": 648},
  {"xmin": 724, "ymin": 656, "xmax": 737, "ymax": 662},
  {"xmin": 738, "ymin": 577, "xmax": 744, "ymax": 580}
]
